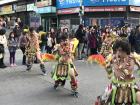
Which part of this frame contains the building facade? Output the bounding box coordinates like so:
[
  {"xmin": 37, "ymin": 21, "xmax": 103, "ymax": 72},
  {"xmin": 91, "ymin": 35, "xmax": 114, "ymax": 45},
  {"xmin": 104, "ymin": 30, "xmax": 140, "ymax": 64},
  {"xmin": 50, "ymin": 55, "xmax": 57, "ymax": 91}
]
[
  {"xmin": 36, "ymin": 0, "xmax": 57, "ymax": 31},
  {"xmin": 56, "ymin": 0, "xmax": 140, "ymax": 30}
]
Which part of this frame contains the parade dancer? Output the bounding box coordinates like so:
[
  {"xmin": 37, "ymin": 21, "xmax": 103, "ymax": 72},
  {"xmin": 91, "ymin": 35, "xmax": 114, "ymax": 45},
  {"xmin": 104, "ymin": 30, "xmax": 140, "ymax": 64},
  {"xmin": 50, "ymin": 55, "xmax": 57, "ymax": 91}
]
[
  {"xmin": 52, "ymin": 35, "xmax": 78, "ymax": 97},
  {"xmin": 100, "ymin": 33, "xmax": 118, "ymax": 58},
  {"xmin": 25, "ymin": 27, "xmax": 46, "ymax": 75},
  {"xmin": 95, "ymin": 40, "xmax": 140, "ymax": 105}
]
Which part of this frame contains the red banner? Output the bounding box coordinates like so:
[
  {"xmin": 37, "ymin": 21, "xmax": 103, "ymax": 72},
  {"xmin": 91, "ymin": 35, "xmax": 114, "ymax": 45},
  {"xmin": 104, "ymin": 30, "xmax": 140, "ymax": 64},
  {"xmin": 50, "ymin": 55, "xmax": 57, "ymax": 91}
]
[
  {"xmin": 85, "ymin": 6, "xmax": 126, "ymax": 12},
  {"xmin": 57, "ymin": 6, "xmax": 126, "ymax": 15},
  {"xmin": 57, "ymin": 8, "xmax": 79, "ymax": 15}
]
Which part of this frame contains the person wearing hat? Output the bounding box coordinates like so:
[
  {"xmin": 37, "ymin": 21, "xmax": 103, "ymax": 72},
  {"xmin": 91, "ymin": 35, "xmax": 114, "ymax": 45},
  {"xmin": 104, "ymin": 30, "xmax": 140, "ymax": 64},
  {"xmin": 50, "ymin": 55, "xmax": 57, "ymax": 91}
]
[
  {"xmin": 19, "ymin": 29, "xmax": 29, "ymax": 65},
  {"xmin": 0, "ymin": 28, "xmax": 7, "ymax": 68}
]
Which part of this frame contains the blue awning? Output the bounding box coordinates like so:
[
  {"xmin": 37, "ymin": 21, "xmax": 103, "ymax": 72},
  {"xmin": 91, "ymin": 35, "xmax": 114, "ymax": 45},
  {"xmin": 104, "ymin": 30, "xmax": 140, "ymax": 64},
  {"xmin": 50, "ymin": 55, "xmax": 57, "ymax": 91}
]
[{"xmin": 36, "ymin": 6, "xmax": 56, "ymax": 14}]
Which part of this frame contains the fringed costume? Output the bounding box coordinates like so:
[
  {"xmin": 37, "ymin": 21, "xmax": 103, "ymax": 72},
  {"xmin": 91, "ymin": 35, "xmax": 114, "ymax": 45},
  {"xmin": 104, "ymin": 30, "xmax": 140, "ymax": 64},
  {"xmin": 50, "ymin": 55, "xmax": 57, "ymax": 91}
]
[
  {"xmin": 25, "ymin": 32, "xmax": 46, "ymax": 74},
  {"xmin": 100, "ymin": 33, "xmax": 118, "ymax": 58},
  {"xmin": 95, "ymin": 40, "xmax": 140, "ymax": 105},
  {"xmin": 51, "ymin": 36, "xmax": 78, "ymax": 96}
]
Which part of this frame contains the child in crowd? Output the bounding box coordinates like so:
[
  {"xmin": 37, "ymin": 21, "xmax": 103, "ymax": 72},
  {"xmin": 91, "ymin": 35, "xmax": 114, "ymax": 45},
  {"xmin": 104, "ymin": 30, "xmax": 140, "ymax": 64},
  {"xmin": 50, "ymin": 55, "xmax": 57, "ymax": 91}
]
[{"xmin": 8, "ymin": 32, "xmax": 18, "ymax": 66}]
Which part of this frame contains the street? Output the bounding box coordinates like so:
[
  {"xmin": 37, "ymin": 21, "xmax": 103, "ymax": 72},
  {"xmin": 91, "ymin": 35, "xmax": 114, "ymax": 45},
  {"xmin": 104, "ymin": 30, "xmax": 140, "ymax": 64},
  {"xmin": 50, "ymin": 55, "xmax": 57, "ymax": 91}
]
[{"xmin": 0, "ymin": 49, "xmax": 109, "ymax": 105}]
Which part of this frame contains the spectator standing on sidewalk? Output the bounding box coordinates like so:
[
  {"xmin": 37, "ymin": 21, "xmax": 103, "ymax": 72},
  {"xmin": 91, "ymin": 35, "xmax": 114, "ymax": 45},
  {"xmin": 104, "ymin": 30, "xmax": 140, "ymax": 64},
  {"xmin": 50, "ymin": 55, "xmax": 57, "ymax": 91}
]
[
  {"xmin": 50, "ymin": 28, "xmax": 56, "ymax": 48},
  {"xmin": 88, "ymin": 26, "xmax": 98, "ymax": 55},
  {"xmin": 8, "ymin": 32, "xmax": 18, "ymax": 67},
  {"xmin": 13, "ymin": 23, "xmax": 22, "ymax": 42},
  {"xmin": 19, "ymin": 30, "xmax": 28, "ymax": 65},
  {"xmin": 75, "ymin": 24, "xmax": 86, "ymax": 60},
  {"xmin": 0, "ymin": 19, "xmax": 7, "ymax": 68},
  {"xmin": 46, "ymin": 32, "xmax": 53, "ymax": 54},
  {"xmin": 133, "ymin": 25, "xmax": 140, "ymax": 54}
]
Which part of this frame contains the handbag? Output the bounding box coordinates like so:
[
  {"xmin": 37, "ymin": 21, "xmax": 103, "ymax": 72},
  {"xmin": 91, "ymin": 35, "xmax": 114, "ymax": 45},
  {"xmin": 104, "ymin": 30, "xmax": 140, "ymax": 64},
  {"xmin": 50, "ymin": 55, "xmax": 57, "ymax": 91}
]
[{"xmin": 0, "ymin": 44, "xmax": 4, "ymax": 53}]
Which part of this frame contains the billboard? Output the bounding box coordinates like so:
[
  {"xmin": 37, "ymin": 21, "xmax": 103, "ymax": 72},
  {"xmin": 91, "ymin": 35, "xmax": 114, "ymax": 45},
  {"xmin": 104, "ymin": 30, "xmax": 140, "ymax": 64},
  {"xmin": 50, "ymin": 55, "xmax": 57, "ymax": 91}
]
[
  {"xmin": 56, "ymin": 0, "xmax": 81, "ymax": 9},
  {"xmin": 56, "ymin": 0, "xmax": 140, "ymax": 9},
  {"xmin": 84, "ymin": 0, "xmax": 129, "ymax": 6}
]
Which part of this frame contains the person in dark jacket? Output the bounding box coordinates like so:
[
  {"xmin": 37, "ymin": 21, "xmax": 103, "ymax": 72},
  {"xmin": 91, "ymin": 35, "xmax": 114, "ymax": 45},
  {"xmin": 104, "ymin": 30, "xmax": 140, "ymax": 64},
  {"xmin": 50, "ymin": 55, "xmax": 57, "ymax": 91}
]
[
  {"xmin": 19, "ymin": 31, "xmax": 28, "ymax": 65},
  {"xmin": 75, "ymin": 24, "xmax": 86, "ymax": 60},
  {"xmin": 88, "ymin": 26, "xmax": 98, "ymax": 55},
  {"xmin": 129, "ymin": 29, "xmax": 136, "ymax": 52},
  {"xmin": 13, "ymin": 23, "xmax": 22, "ymax": 41},
  {"xmin": 133, "ymin": 25, "xmax": 140, "ymax": 54}
]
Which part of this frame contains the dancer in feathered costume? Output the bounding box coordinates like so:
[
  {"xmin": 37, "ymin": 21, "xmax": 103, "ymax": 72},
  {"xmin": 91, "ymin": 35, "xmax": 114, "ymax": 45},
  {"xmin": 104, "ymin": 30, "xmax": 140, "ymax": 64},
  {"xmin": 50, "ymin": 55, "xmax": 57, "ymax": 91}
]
[
  {"xmin": 25, "ymin": 27, "xmax": 47, "ymax": 75},
  {"xmin": 51, "ymin": 35, "xmax": 79, "ymax": 97},
  {"xmin": 95, "ymin": 40, "xmax": 140, "ymax": 105},
  {"xmin": 100, "ymin": 32, "xmax": 118, "ymax": 58}
]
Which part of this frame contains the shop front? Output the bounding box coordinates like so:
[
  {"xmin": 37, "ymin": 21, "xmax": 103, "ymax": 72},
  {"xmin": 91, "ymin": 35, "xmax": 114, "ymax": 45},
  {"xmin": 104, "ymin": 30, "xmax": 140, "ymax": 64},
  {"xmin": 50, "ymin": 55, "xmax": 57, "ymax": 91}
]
[
  {"xmin": 15, "ymin": 4, "xmax": 28, "ymax": 25},
  {"xmin": 0, "ymin": 4, "xmax": 15, "ymax": 28},
  {"xmin": 27, "ymin": 3, "xmax": 41, "ymax": 28},
  {"xmin": 36, "ymin": 0, "xmax": 57, "ymax": 31},
  {"xmin": 56, "ymin": 0, "xmax": 140, "ymax": 29}
]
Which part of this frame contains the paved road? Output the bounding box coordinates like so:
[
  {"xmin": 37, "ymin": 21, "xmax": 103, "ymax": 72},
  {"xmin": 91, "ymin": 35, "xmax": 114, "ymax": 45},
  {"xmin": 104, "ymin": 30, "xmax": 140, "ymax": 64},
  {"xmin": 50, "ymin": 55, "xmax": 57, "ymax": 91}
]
[
  {"xmin": 0, "ymin": 49, "xmax": 110, "ymax": 105},
  {"xmin": 0, "ymin": 49, "xmax": 139, "ymax": 105}
]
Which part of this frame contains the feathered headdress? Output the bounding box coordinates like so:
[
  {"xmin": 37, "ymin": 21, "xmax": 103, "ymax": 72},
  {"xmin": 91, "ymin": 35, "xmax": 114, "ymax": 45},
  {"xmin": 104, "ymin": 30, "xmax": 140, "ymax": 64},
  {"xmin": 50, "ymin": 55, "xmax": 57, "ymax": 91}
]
[
  {"xmin": 41, "ymin": 53, "xmax": 56, "ymax": 62},
  {"xmin": 87, "ymin": 54, "xmax": 106, "ymax": 67}
]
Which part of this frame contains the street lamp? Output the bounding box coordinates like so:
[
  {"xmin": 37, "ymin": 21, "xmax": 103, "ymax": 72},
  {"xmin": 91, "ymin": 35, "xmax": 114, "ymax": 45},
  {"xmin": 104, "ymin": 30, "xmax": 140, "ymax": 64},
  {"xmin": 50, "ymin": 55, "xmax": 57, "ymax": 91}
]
[{"xmin": 79, "ymin": 0, "xmax": 84, "ymax": 24}]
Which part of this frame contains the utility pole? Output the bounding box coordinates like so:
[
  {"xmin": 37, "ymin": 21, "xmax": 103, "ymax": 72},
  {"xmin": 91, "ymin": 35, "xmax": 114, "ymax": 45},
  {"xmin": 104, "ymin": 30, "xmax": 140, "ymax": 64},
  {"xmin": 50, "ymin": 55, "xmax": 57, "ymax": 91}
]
[{"xmin": 79, "ymin": 0, "xmax": 84, "ymax": 24}]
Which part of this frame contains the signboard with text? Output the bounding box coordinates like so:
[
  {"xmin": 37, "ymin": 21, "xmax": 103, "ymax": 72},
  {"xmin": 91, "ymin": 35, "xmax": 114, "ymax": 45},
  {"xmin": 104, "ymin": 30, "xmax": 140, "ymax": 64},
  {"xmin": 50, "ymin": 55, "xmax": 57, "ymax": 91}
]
[
  {"xmin": 56, "ymin": 0, "xmax": 140, "ymax": 9},
  {"xmin": 16, "ymin": 5, "xmax": 27, "ymax": 12},
  {"xmin": 57, "ymin": 8, "xmax": 79, "ymax": 14},
  {"xmin": 36, "ymin": 0, "xmax": 52, "ymax": 8},
  {"xmin": 56, "ymin": 0, "xmax": 81, "ymax": 9},
  {"xmin": 36, "ymin": 6, "xmax": 56, "ymax": 14},
  {"xmin": 0, "ymin": 5, "xmax": 14, "ymax": 15},
  {"xmin": 84, "ymin": 0, "xmax": 129, "ymax": 6},
  {"xmin": 27, "ymin": 3, "xmax": 37, "ymax": 11},
  {"xmin": 85, "ymin": 6, "xmax": 126, "ymax": 12}
]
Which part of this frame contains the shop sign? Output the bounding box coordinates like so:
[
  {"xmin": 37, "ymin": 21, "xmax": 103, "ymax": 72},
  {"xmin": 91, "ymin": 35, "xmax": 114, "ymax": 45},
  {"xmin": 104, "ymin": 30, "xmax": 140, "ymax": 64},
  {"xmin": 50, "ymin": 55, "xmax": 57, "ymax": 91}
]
[
  {"xmin": 84, "ymin": 0, "xmax": 129, "ymax": 6},
  {"xmin": 36, "ymin": 6, "xmax": 56, "ymax": 13},
  {"xmin": 36, "ymin": 0, "xmax": 52, "ymax": 8},
  {"xmin": 0, "ymin": 5, "xmax": 15, "ymax": 15},
  {"xmin": 56, "ymin": 0, "xmax": 80, "ymax": 9},
  {"xmin": 2, "ymin": 5, "xmax": 13, "ymax": 12},
  {"xmin": 57, "ymin": 0, "xmax": 129, "ymax": 9},
  {"xmin": 16, "ymin": 5, "xmax": 27, "ymax": 12},
  {"xmin": 85, "ymin": 6, "xmax": 126, "ymax": 12},
  {"xmin": 130, "ymin": 6, "xmax": 140, "ymax": 12},
  {"xmin": 57, "ymin": 0, "xmax": 140, "ymax": 9},
  {"xmin": 57, "ymin": 8, "xmax": 79, "ymax": 14},
  {"xmin": 27, "ymin": 3, "xmax": 37, "ymax": 11}
]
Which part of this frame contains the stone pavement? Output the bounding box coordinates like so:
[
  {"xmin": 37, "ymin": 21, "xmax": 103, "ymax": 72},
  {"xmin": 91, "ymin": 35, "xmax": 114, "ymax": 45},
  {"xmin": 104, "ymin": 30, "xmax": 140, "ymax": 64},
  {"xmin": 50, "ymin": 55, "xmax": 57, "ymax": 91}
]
[{"xmin": 0, "ymin": 47, "xmax": 139, "ymax": 105}]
